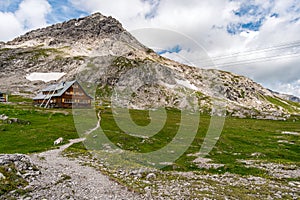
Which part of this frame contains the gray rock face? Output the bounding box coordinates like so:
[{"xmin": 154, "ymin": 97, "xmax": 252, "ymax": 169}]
[
  {"xmin": 0, "ymin": 154, "xmax": 35, "ymax": 172},
  {"xmin": 9, "ymin": 13, "xmax": 124, "ymax": 45},
  {"xmin": 0, "ymin": 154, "xmax": 40, "ymax": 199}
]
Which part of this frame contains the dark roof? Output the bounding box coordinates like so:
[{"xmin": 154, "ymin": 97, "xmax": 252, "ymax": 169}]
[{"xmin": 33, "ymin": 80, "xmax": 92, "ymax": 100}]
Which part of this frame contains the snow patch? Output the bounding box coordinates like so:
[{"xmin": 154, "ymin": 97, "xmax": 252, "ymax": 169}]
[
  {"xmin": 160, "ymin": 81, "xmax": 176, "ymax": 89},
  {"xmin": 256, "ymin": 100, "xmax": 262, "ymax": 105},
  {"xmin": 26, "ymin": 72, "xmax": 66, "ymax": 83},
  {"xmin": 175, "ymin": 79, "xmax": 198, "ymax": 90}
]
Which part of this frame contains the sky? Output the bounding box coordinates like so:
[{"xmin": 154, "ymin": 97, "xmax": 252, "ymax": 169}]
[{"xmin": 0, "ymin": 0, "xmax": 300, "ymax": 97}]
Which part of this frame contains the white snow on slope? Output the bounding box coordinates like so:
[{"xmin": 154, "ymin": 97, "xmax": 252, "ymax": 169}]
[
  {"xmin": 175, "ymin": 79, "xmax": 198, "ymax": 90},
  {"xmin": 26, "ymin": 72, "xmax": 66, "ymax": 82}
]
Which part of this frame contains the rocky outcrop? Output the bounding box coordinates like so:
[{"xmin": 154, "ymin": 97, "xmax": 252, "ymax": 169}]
[
  {"xmin": 9, "ymin": 13, "xmax": 124, "ymax": 45},
  {"xmin": 0, "ymin": 154, "xmax": 37, "ymax": 173},
  {"xmin": 4, "ymin": 12, "xmax": 147, "ymax": 57},
  {"xmin": 0, "ymin": 154, "xmax": 40, "ymax": 199}
]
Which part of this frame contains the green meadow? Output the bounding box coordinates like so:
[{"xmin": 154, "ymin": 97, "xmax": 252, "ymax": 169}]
[
  {"xmin": 0, "ymin": 96, "xmax": 78, "ymax": 154},
  {"xmin": 0, "ymin": 96, "xmax": 299, "ymax": 174},
  {"xmin": 78, "ymin": 107, "xmax": 300, "ymax": 176}
]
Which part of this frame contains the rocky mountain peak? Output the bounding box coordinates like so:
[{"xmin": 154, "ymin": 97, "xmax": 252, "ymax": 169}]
[
  {"xmin": 3, "ymin": 12, "xmax": 147, "ymax": 58},
  {"xmin": 7, "ymin": 12, "xmax": 126, "ymax": 47}
]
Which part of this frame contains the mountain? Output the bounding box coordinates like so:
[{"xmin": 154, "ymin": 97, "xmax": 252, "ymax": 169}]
[
  {"xmin": 268, "ymin": 89, "xmax": 300, "ymax": 103},
  {"xmin": 0, "ymin": 13, "xmax": 299, "ymax": 120},
  {"xmin": 0, "ymin": 13, "xmax": 148, "ymax": 92}
]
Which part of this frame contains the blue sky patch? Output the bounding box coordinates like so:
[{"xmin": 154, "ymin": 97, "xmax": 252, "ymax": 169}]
[
  {"xmin": 227, "ymin": 18, "xmax": 263, "ymax": 35},
  {"xmin": 47, "ymin": 0, "xmax": 89, "ymax": 24},
  {"xmin": 144, "ymin": 0, "xmax": 160, "ymax": 19},
  {"xmin": 270, "ymin": 13, "xmax": 279, "ymax": 18},
  {"xmin": 0, "ymin": 0, "xmax": 89, "ymax": 25},
  {"xmin": 227, "ymin": 23, "xmax": 240, "ymax": 35},
  {"xmin": 241, "ymin": 18, "xmax": 263, "ymax": 31},
  {"xmin": 157, "ymin": 45, "xmax": 182, "ymax": 55},
  {"xmin": 227, "ymin": 1, "xmax": 273, "ymax": 35},
  {"xmin": 290, "ymin": 17, "xmax": 300, "ymax": 23},
  {"xmin": 287, "ymin": 3, "xmax": 300, "ymax": 13},
  {"xmin": 0, "ymin": 0, "xmax": 22, "ymax": 12},
  {"xmin": 234, "ymin": 4, "xmax": 261, "ymax": 17}
]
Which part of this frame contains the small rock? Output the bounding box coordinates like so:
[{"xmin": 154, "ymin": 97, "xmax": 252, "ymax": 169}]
[
  {"xmin": 251, "ymin": 152, "xmax": 262, "ymax": 157},
  {"xmin": 54, "ymin": 137, "xmax": 63, "ymax": 145},
  {"xmin": 0, "ymin": 172, "xmax": 6, "ymax": 180},
  {"xmin": 288, "ymin": 182, "xmax": 296, "ymax": 187},
  {"xmin": 0, "ymin": 114, "xmax": 8, "ymax": 120},
  {"xmin": 146, "ymin": 173, "xmax": 156, "ymax": 180}
]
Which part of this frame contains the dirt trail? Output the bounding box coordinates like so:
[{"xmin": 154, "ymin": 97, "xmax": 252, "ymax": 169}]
[{"xmin": 27, "ymin": 138, "xmax": 143, "ymax": 200}]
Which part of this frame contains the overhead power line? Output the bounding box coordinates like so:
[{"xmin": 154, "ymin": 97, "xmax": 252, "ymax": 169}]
[
  {"xmin": 210, "ymin": 52, "xmax": 300, "ymax": 68},
  {"xmin": 189, "ymin": 40, "xmax": 300, "ymax": 68},
  {"xmin": 208, "ymin": 40, "xmax": 300, "ymax": 61}
]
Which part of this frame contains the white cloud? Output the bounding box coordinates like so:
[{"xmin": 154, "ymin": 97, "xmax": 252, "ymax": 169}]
[
  {"xmin": 0, "ymin": 12, "xmax": 23, "ymax": 41},
  {"xmin": 15, "ymin": 0, "xmax": 51, "ymax": 29},
  {"xmin": 70, "ymin": 0, "xmax": 152, "ymax": 24},
  {"xmin": 0, "ymin": 0, "xmax": 51, "ymax": 41},
  {"xmin": 274, "ymin": 79, "xmax": 300, "ymax": 97}
]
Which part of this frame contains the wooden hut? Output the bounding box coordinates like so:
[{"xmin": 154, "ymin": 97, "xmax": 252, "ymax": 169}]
[{"xmin": 33, "ymin": 80, "xmax": 92, "ymax": 108}]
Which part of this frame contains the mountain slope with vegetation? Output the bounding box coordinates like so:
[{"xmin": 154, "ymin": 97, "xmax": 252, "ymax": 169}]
[{"xmin": 0, "ymin": 12, "xmax": 299, "ymax": 119}]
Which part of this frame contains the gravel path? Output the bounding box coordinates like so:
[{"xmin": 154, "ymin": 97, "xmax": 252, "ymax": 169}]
[{"xmin": 26, "ymin": 138, "xmax": 144, "ymax": 200}]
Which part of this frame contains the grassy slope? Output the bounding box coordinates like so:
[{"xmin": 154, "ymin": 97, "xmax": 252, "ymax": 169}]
[
  {"xmin": 0, "ymin": 96, "xmax": 78, "ymax": 154},
  {"xmin": 265, "ymin": 95, "xmax": 300, "ymax": 113},
  {"xmin": 95, "ymin": 108, "xmax": 300, "ymax": 174},
  {"xmin": 1, "ymin": 97, "xmax": 299, "ymax": 172},
  {"xmin": 205, "ymin": 117, "xmax": 300, "ymax": 175}
]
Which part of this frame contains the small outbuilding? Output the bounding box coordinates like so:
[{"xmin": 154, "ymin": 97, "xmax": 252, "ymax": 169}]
[{"xmin": 33, "ymin": 80, "xmax": 92, "ymax": 108}]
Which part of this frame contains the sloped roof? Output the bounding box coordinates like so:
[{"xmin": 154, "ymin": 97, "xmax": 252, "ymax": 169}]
[
  {"xmin": 42, "ymin": 80, "xmax": 76, "ymax": 92},
  {"xmin": 33, "ymin": 80, "xmax": 92, "ymax": 100}
]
